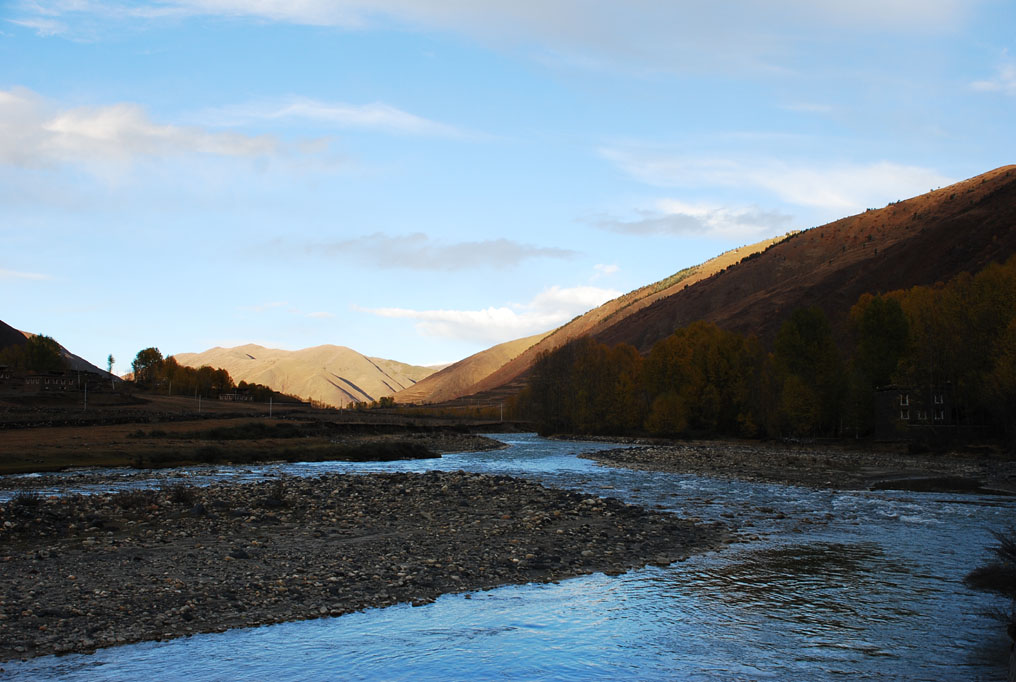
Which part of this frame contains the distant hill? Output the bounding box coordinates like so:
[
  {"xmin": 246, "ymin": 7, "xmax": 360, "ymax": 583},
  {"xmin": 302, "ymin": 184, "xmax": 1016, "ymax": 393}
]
[
  {"xmin": 173, "ymin": 344, "xmax": 435, "ymax": 408},
  {"xmin": 422, "ymin": 164, "xmax": 1016, "ymax": 405}
]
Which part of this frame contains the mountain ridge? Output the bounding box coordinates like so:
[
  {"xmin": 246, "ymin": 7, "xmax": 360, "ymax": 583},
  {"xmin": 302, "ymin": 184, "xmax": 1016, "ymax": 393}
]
[
  {"xmin": 421, "ymin": 164, "xmax": 1016, "ymax": 406},
  {"xmin": 174, "ymin": 344, "xmax": 435, "ymax": 408}
]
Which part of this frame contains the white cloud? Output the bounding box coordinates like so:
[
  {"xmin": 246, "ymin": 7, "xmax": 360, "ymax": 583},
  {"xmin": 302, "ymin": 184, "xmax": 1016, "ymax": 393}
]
[
  {"xmin": 306, "ymin": 311, "xmax": 335, "ymax": 319},
  {"xmin": 0, "ymin": 87, "xmax": 278, "ymax": 169},
  {"xmin": 972, "ymin": 55, "xmax": 1016, "ymax": 96},
  {"xmin": 293, "ymin": 232, "xmax": 576, "ymax": 271},
  {"xmin": 600, "ymin": 149, "xmax": 953, "ymax": 213},
  {"xmin": 593, "ymin": 263, "xmax": 619, "ymax": 276},
  {"xmin": 359, "ymin": 284, "xmax": 620, "ymax": 343},
  {"xmin": 205, "ymin": 96, "xmax": 464, "ymax": 136},
  {"xmin": 0, "ymin": 267, "xmax": 51, "ymax": 281},
  {"xmin": 596, "ymin": 200, "xmax": 794, "ymax": 240}
]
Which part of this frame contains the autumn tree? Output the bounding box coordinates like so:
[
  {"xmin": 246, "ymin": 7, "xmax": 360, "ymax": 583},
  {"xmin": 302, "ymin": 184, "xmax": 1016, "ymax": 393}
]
[
  {"xmin": 0, "ymin": 335, "xmax": 67, "ymax": 373},
  {"xmin": 131, "ymin": 347, "xmax": 164, "ymax": 386},
  {"xmin": 643, "ymin": 322, "xmax": 763, "ymax": 437},
  {"xmin": 773, "ymin": 307, "xmax": 844, "ymax": 436},
  {"xmin": 844, "ymin": 294, "xmax": 909, "ymax": 434}
]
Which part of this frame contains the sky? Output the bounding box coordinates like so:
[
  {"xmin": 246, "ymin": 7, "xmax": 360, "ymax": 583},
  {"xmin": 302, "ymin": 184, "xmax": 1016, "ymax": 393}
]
[{"xmin": 2, "ymin": 1, "xmax": 1014, "ymax": 372}]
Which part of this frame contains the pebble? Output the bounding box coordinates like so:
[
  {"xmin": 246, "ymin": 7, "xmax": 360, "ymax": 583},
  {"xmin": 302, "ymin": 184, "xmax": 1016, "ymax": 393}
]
[{"xmin": 0, "ymin": 471, "xmax": 724, "ymax": 662}]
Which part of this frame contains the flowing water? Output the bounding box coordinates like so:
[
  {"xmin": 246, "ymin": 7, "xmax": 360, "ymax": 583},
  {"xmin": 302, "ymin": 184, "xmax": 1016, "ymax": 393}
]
[{"xmin": 2, "ymin": 434, "xmax": 1013, "ymax": 680}]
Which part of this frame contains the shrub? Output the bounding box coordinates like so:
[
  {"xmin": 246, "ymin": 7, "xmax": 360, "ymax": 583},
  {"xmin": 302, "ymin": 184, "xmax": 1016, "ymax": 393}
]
[
  {"xmin": 965, "ymin": 528, "xmax": 1016, "ymax": 642},
  {"xmin": 11, "ymin": 490, "xmax": 42, "ymax": 508},
  {"xmin": 113, "ymin": 488, "xmax": 158, "ymax": 509},
  {"xmin": 163, "ymin": 482, "xmax": 197, "ymax": 505}
]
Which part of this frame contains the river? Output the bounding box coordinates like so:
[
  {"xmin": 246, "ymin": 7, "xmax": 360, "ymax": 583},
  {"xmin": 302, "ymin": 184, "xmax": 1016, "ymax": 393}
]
[{"xmin": 2, "ymin": 434, "xmax": 1013, "ymax": 680}]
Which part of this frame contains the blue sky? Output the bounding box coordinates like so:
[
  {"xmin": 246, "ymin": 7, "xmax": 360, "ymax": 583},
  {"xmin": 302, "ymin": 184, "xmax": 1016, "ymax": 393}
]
[{"xmin": 2, "ymin": 1, "xmax": 1014, "ymax": 371}]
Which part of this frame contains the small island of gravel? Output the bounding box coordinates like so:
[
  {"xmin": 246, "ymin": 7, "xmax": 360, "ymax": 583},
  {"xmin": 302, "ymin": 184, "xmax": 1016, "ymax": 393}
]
[
  {"xmin": 0, "ymin": 471, "xmax": 724, "ymax": 661},
  {"xmin": 581, "ymin": 440, "xmax": 1016, "ymax": 494}
]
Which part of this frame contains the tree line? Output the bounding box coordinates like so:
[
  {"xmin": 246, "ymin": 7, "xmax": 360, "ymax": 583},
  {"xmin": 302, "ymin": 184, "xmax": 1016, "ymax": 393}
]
[
  {"xmin": 130, "ymin": 347, "xmax": 287, "ymax": 401},
  {"xmin": 520, "ymin": 255, "xmax": 1016, "ymax": 444},
  {"xmin": 0, "ymin": 335, "xmax": 67, "ymax": 373}
]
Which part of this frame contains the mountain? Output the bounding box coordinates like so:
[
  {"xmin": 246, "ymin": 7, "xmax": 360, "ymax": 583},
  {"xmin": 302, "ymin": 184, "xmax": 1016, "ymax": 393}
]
[
  {"xmin": 414, "ymin": 165, "xmax": 1016, "ymax": 405},
  {"xmin": 394, "ymin": 332, "xmax": 551, "ymax": 405},
  {"xmin": 173, "ymin": 344, "xmax": 435, "ymax": 408},
  {"xmin": 399, "ymin": 235, "xmax": 790, "ymax": 405},
  {"xmin": 596, "ymin": 164, "xmax": 1016, "ymax": 351},
  {"xmin": 0, "ymin": 319, "xmax": 26, "ymax": 351},
  {"xmin": 0, "ymin": 319, "xmax": 115, "ymax": 378}
]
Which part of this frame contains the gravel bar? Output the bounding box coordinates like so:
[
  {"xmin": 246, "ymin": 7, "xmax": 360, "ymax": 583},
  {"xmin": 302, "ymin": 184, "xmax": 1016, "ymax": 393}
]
[{"xmin": 0, "ymin": 471, "xmax": 724, "ymax": 661}]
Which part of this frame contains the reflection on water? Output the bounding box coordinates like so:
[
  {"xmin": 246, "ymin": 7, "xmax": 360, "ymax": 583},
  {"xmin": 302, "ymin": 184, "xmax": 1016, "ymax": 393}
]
[{"xmin": 2, "ymin": 434, "xmax": 1013, "ymax": 681}]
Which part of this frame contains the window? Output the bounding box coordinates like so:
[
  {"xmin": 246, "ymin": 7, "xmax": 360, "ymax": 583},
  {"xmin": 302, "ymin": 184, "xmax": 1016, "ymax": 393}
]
[
  {"xmin": 934, "ymin": 409, "xmax": 945, "ymax": 421},
  {"xmin": 900, "ymin": 394, "xmax": 910, "ymax": 406},
  {"xmin": 933, "ymin": 394, "xmax": 944, "ymax": 405},
  {"xmin": 918, "ymin": 410, "xmax": 927, "ymax": 421},
  {"xmin": 900, "ymin": 409, "xmax": 910, "ymax": 421}
]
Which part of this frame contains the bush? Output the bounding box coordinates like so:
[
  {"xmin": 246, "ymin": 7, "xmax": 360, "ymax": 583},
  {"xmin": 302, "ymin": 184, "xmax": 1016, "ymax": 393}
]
[
  {"xmin": 163, "ymin": 482, "xmax": 197, "ymax": 505},
  {"xmin": 113, "ymin": 488, "xmax": 158, "ymax": 509},
  {"xmin": 965, "ymin": 528, "xmax": 1016, "ymax": 642},
  {"xmin": 11, "ymin": 490, "xmax": 42, "ymax": 508}
]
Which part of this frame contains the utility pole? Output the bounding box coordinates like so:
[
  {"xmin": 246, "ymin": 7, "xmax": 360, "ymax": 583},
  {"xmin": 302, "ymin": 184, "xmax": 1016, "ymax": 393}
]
[{"xmin": 83, "ymin": 381, "xmax": 87, "ymax": 412}]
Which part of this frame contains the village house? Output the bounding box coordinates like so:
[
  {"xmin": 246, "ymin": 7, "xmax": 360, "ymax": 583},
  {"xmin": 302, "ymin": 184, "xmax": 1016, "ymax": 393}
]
[{"xmin": 874, "ymin": 384, "xmax": 959, "ymax": 440}]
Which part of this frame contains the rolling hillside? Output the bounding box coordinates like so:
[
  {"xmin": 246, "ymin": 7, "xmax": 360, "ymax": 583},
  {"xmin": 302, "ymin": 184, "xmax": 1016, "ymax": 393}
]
[{"xmin": 174, "ymin": 344, "xmax": 435, "ymax": 408}]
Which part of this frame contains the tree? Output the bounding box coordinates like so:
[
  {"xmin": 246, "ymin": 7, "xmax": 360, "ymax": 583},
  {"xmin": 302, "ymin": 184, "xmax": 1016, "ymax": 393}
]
[
  {"xmin": 773, "ymin": 307, "xmax": 844, "ymax": 436},
  {"xmin": 107, "ymin": 354, "xmax": 115, "ymax": 375},
  {"xmin": 0, "ymin": 335, "xmax": 66, "ymax": 373},
  {"xmin": 643, "ymin": 322, "xmax": 763, "ymax": 436},
  {"xmin": 850, "ymin": 294, "xmax": 909, "ymax": 388},
  {"xmin": 131, "ymin": 347, "xmax": 164, "ymax": 386}
]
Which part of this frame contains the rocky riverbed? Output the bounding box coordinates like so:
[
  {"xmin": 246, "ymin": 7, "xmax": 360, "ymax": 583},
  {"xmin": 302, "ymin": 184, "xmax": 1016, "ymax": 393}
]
[
  {"xmin": 0, "ymin": 471, "xmax": 724, "ymax": 662},
  {"xmin": 582, "ymin": 440, "xmax": 1016, "ymax": 494}
]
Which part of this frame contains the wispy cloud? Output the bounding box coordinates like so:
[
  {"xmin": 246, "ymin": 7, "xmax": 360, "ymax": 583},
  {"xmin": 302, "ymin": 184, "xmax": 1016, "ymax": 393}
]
[
  {"xmin": 359, "ymin": 284, "xmax": 620, "ymax": 343},
  {"xmin": 595, "ymin": 200, "xmax": 794, "ymax": 240},
  {"xmin": 971, "ymin": 54, "xmax": 1016, "ymax": 96},
  {"xmin": 13, "ymin": 1, "xmax": 976, "ymax": 72},
  {"xmin": 306, "ymin": 311, "xmax": 335, "ymax": 319},
  {"xmin": 600, "ymin": 149, "xmax": 953, "ymax": 213},
  {"xmin": 205, "ymin": 96, "xmax": 465, "ymax": 137},
  {"xmin": 0, "ymin": 87, "xmax": 278, "ymax": 169},
  {"xmin": 0, "ymin": 267, "xmax": 52, "ymax": 281},
  {"xmin": 291, "ymin": 232, "xmax": 576, "ymax": 271}
]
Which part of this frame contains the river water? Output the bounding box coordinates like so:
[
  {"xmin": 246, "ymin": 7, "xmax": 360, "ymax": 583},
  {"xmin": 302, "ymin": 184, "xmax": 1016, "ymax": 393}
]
[{"xmin": 2, "ymin": 434, "xmax": 1013, "ymax": 680}]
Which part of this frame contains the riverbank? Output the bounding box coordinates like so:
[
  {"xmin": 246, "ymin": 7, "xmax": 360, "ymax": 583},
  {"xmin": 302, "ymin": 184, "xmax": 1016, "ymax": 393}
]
[
  {"xmin": 579, "ymin": 440, "xmax": 1016, "ymax": 494},
  {"xmin": 0, "ymin": 471, "xmax": 725, "ymax": 662},
  {"xmin": 0, "ymin": 415, "xmax": 505, "ymax": 475}
]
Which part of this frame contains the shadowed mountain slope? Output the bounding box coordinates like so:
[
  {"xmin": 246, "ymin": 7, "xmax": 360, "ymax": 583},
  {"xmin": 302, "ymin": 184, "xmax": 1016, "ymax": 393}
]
[
  {"xmin": 0, "ymin": 320, "xmax": 26, "ymax": 351},
  {"xmin": 394, "ymin": 332, "xmax": 551, "ymax": 405},
  {"xmin": 174, "ymin": 344, "xmax": 434, "ymax": 408},
  {"xmin": 439, "ymin": 165, "xmax": 1016, "ymax": 405},
  {"xmin": 0, "ymin": 319, "xmax": 116, "ymax": 378},
  {"xmin": 456, "ymin": 235, "xmax": 791, "ymax": 402},
  {"xmin": 596, "ymin": 164, "xmax": 1016, "ymax": 351}
]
